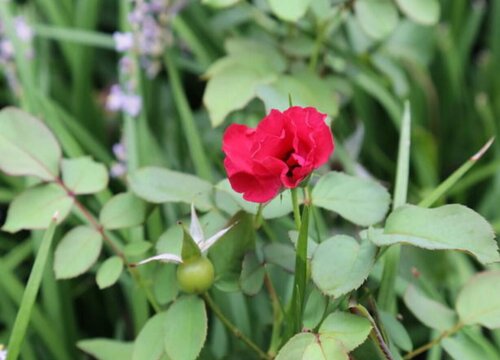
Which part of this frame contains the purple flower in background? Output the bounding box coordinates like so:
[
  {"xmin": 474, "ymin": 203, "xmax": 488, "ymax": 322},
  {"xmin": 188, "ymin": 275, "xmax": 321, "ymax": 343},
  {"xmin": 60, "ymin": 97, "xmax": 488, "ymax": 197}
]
[
  {"xmin": 113, "ymin": 32, "xmax": 134, "ymax": 52},
  {"xmin": 122, "ymin": 93, "xmax": 142, "ymax": 117},
  {"xmin": 110, "ymin": 162, "xmax": 127, "ymax": 178},
  {"xmin": 106, "ymin": 84, "xmax": 142, "ymax": 117},
  {"xmin": 0, "ymin": 345, "xmax": 7, "ymax": 360},
  {"xmin": 106, "ymin": 84, "xmax": 124, "ymax": 112},
  {"xmin": 112, "ymin": 142, "xmax": 127, "ymax": 162},
  {"xmin": 0, "ymin": 40, "xmax": 13, "ymax": 60},
  {"xmin": 14, "ymin": 17, "xmax": 33, "ymax": 42}
]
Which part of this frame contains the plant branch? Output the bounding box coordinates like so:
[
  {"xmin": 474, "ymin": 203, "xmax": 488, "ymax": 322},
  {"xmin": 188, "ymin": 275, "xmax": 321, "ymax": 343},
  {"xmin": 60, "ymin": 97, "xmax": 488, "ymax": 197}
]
[
  {"xmin": 203, "ymin": 292, "xmax": 271, "ymax": 360},
  {"xmin": 403, "ymin": 322, "xmax": 464, "ymax": 359},
  {"xmin": 54, "ymin": 177, "xmax": 161, "ymax": 313}
]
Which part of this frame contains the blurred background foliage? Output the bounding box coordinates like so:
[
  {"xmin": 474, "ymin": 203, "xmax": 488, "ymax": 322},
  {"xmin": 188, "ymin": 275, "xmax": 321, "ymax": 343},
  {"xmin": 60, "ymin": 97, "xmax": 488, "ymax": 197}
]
[{"xmin": 0, "ymin": 0, "xmax": 499, "ymax": 359}]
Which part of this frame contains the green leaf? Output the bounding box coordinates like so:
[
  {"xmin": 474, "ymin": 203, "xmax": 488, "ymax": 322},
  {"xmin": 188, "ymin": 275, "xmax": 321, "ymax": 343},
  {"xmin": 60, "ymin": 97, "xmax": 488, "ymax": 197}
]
[
  {"xmin": 311, "ymin": 235, "xmax": 376, "ymax": 298},
  {"xmin": 378, "ymin": 311, "xmax": 412, "ymax": 352},
  {"xmin": 403, "ymin": 285, "xmax": 457, "ymax": 331},
  {"xmin": 2, "ymin": 184, "xmax": 74, "ymax": 233},
  {"xmin": 396, "ymin": 0, "xmax": 439, "ymax": 25},
  {"xmin": 267, "ymin": 0, "xmax": 313, "ymax": 22},
  {"xmin": 240, "ymin": 252, "xmax": 265, "ymax": 296},
  {"xmin": 54, "ymin": 226, "xmax": 103, "ymax": 279},
  {"xmin": 129, "ymin": 167, "xmax": 213, "ymax": 211},
  {"xmin": 154, "ymin": 264, "xmax": 179, "ymax": 305},
  {"xmin": 275, "ymin": 333, "xmax": 315, "ymax": 360},
  {"xmin": 303, "ymin": 288, "xmax": 327, "ymax": 330},
  {"xmin": 369, "ymin": 204, "xmax": 499, "ymax": 264},
  {"xmin": 442, "ymin": 331, "xmax": 500, "ymax": 360},
  {"xmin": 456, "ymin": 270, "xmax": 500, "ymax": 328},
  {"xmin": 264, "ymin": 243, "xmax": 296, "ymax": 272},
  {"xmin": 256, "ymin": 71, "xmax": 338, "ymax": 116},
  {"xmin": 61, "ymin": 157, "xmax": 108, "ymax": 194},
  {"xmin": 312, "ymin": 172, "xmax": 391, "ymax": 226},
  {"xmin": 99, "ymin": 193, "xmax": 146, "ymax": 230},
  {"xmin": 203, "ymin": 40, "xmax": 285, "ymax": 126},
  {"xmin": 164, "ymin": 296, "xmax": 207, "ymax": 360},
  {"xmin": 133, "ymin": 312, "xmax": 168, "ymax": 360},
  {"xmin": 78, "ymin": 339, "xmax": 133, "ymax": 360},
  {"xmin": 319, "ymin": 312, "xmax": 372, "ymax": 351},
  {"xmin": 276, "ymin": 333, "xmax": 349, "ymax": 360},
  {"xmin": 96, "ymin": 256, "xmax": 123, "ymax": 289},
  {"xmin": 0, "ymin": 107, "xmax": 61, "ymax": 181},
  {"xmin": 209, "ymin": 212, "xmax": 255, "ymax": 281},
  {"xmin": 216, "ymin": 179, "xmax": 297, "ymax": 219},
  {"xmin": 201, "ymin": 0, "xmax": 241, "ymax": 8},
  {"xmin": 354, "ymin": 0, "xmax": 399, "ymax": 40},
  {"xmin": 302, "ymin": 338, "xmax": 349, "ymax": 360},
  {"xmin": 203, "ymin": 61, "xmax": 276, "ymax": 127},
  {"xmin": 124, "ymin": 241, "xmax": 152, "ymax": 257}
]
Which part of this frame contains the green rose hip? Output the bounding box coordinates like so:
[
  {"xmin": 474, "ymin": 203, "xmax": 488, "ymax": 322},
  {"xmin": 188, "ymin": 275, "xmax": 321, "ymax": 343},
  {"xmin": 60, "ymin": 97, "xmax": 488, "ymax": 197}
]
[{"xmin": 176, "ymin": 256, "xmax": 215, "ymax": 294}]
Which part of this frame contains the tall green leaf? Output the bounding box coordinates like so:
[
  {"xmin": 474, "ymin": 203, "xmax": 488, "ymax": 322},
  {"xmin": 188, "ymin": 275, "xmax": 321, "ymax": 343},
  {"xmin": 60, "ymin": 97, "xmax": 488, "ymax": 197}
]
[{"xmin": 7, "ymin": 217, "xmax": 58, "ymax": 360}]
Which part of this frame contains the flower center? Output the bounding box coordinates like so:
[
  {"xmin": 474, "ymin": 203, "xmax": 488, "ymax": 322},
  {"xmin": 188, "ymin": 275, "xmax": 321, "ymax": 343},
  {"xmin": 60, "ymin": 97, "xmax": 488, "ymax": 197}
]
[{"xmin": 285, "ymin": 152, "xmax": 305, "ymax": 178}]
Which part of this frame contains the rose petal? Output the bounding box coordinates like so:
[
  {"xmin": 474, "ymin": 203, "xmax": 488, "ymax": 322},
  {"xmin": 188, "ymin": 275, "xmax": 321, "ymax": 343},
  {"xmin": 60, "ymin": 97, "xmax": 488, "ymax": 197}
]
[{"xmin": 222, "ymin": 123, "xmax": 255, "ymax": 173}]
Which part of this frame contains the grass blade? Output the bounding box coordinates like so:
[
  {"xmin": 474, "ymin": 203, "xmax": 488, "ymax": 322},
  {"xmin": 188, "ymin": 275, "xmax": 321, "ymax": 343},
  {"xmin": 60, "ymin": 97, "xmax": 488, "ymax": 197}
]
[
  {"xmin": 378, "ymin": 102, "xmax": 411, "ymax": 314},
  {"xmin": 418, "ymin": 138, "xmax": 494, "ymax": 208},
  {"xmin": 6, "ymin": 215, "xmax": 58, "ymax": 360}
]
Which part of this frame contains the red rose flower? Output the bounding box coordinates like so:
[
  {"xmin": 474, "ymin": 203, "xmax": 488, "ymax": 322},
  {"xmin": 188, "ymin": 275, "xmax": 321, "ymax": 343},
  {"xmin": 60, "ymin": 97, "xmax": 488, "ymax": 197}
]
[{"xmin": 222, "ymin": 106, "xmax": 334, "ymax": 203}]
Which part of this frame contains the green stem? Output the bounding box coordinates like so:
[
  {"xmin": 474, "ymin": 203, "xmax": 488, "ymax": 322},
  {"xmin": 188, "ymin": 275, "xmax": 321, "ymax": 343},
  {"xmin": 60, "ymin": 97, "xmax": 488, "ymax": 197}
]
[
  {"xmin": 309, "ymin": 24, "xmax": 325, "ymax": 72},
  {"xmin": 164, "ymin": 49, "xmax": 212, "ymax": 181},
  {"xmin": 403, "ymin": 322, "xmax": 464, "ymax": 359},
  {"xmin": 351, "ymin": 304, "xmax": 394, "ymax": 360},
  {"xmin": 203, "ymin": 293, "xmax": 271, "ymax": 360},
  {"xmin": 265, "ymin": 274, "xmax": 284, "ymax": 357},
  {"xmin": 378, "ymin": 103, "xmax": 411, "ymax": 313},
  {"xmin": 254, "ymin": 204, "xmax": 264, "ymax": 229},
  {"xmin": 284, "ymin": 204, "xmax": 310, "ymax": 341},
  {"xmin": 291, "ymin": 188, "xmax": 302, "ymax": 230}
]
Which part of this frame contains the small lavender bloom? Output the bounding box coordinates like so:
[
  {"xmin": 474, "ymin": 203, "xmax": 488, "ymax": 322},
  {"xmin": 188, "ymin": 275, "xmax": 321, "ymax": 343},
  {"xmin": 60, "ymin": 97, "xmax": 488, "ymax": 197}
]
[
  {"xmin": 0, "ymin": 347, "xmax": 7, "ymax": 360},
  {"xmin": 122, "ymin": 93, "xmax": 142, "ymax": 117},
  {"xmin": 106, "ymin": 84, "xmax": 124, "ymax": 112},
  {"xmin": 110, "ymin": 162, "xmax": 127, "ymax": 178},
  {"xmin": 112, "ymin": 142, "xmax": 127, "ymax": 162},
  {"xmin": 119, "ymin": 56, "xmax": 133, "ymax": 74},
  {"xmin": 0, "ymin": 40, "xmax": 14, "ymax": 59},
  {"xmin": 14, "ymin": 16, "xmax": 33, "ymax": 42},
  {"xmin": 113, "ymin": 32, "xmax": 134, "ymax": 52}
]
